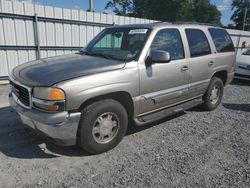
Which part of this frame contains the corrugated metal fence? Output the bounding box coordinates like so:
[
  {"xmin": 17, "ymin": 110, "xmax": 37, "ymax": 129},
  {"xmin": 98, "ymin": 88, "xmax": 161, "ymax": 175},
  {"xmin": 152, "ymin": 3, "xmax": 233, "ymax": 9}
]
[
  {"xmin": 0, "ymin": 0, "xmax": 155, "ymax": 78},
  {"xmin": 227, "ymin": 29, "xmax": 250, "ymax": 55},
  {"xmin": 1, "ymin": 0, "xmax": 250, "ymax": 79}
]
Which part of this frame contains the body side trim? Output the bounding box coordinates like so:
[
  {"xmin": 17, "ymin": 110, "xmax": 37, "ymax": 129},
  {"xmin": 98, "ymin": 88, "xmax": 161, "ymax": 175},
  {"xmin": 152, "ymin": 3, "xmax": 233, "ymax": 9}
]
[
  {"xmin": 137, "ymin": 95, "xmax": 203, "ymax": 117},
  {"xmin": 142, "ymin": 79, "xmax": 210, "ymax": 99}
]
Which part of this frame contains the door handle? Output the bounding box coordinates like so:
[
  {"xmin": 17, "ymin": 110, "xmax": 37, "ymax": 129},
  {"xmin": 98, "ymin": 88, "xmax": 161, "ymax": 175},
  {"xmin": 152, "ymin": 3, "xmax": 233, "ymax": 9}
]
[
  {"xmin": 208, "ymin": 61, "xmax": 214, "ymax": 66},
  {"xmin": 181, "ymin": 66, "xmax": 188, "ymax": 72}
]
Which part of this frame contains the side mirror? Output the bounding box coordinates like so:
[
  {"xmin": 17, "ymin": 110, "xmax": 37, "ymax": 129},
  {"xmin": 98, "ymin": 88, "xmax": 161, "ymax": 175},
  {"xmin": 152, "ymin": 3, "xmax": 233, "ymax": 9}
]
[{"xmin": 147, "ymin": 50, "xmax": 171, "ymax": 64}]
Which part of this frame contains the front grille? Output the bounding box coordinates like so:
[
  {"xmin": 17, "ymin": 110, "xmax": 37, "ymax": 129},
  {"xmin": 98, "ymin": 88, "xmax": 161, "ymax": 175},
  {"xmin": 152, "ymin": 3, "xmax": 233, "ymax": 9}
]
[{"xmin": 10, "ymin": 81, "xmax": 30, "ymax": 107}]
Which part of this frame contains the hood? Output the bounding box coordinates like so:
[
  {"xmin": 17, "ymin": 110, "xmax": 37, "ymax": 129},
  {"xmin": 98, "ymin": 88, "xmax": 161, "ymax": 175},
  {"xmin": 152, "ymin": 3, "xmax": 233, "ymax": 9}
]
[{"xmin": 11, "ymin": 54, "xmax": 126, "ymax": 86}]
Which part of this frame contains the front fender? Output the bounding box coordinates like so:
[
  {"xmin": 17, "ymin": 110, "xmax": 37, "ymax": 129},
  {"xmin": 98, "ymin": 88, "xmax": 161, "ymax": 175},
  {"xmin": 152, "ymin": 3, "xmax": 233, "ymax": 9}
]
[{"xmin": 55, "ymin": 64, "xmax": 139, "ymax": 111}]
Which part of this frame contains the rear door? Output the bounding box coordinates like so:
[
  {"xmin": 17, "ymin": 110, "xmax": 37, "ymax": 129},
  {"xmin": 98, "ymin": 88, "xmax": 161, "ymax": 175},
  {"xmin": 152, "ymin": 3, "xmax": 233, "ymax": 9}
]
[
  {"xmin": 185, "ymin": 28, "xmax": 215, "ymax": 98},
  {"xmin": 207, "ymin": 28, "xmax": 236, "ymax": 76}
]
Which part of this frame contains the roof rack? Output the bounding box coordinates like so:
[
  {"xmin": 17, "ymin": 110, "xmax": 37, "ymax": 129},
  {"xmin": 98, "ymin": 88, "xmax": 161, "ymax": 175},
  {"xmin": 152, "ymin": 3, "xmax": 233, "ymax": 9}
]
[{"xmin": 172, "ymin": 21, "xmax": 220, "ymax": 27}]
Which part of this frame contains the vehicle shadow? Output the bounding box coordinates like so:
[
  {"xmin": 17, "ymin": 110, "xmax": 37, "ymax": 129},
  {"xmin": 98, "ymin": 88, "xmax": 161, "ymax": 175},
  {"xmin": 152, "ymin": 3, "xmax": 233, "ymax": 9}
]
[
  {"xmin": 0, "ymin": 105, "xmax": 187, "ymax": 159},
  {"xmin": 222, "ymin": 103, "xmax": 250, "ymax": 112},
  {"xmin": 0, "ymin": 106, "xmax": 89, "ymax": 159}
]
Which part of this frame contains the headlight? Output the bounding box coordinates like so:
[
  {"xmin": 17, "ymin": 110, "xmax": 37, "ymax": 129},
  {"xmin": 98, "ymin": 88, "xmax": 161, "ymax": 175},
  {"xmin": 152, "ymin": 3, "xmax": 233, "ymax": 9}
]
[
  {"xmin": 32, "ymin": 87, "xmax": 65, "ymax": 112},
  {"xmin": 33, "ymin": 87, "xmax": 65, "ymax": 100}
]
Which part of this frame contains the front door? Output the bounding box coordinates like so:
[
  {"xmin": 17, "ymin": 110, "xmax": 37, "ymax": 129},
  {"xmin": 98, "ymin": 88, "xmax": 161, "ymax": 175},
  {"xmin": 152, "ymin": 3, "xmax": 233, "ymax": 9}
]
[{"xmin": 139, "ymin": 28, "xmax": 190, "ymax": 115}]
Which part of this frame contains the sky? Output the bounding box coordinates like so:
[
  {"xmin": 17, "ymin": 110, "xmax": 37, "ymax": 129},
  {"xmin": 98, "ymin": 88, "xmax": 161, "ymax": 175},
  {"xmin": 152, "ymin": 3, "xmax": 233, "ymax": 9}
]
[
  {"xmin": 211, "ymin": 0, "xmax": 234, "ymax": 25},
  {"xmin": 31, "ymin": 0, "xmax": 110, "ymax": 13},
  {"xmin": 15, "ymin": 0, "xmax": 234, "ymax": 26}
]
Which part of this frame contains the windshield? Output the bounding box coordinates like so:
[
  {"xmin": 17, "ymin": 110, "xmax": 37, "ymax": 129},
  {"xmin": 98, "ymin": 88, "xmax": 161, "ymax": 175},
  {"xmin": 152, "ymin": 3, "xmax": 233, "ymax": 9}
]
[
  {"xmin": 83, "ymin": 28, "xmax": 150, "ymax": 61},
  {"xmin": 243, "ymin": 48, "xmax": 250, "ymax": 55}
]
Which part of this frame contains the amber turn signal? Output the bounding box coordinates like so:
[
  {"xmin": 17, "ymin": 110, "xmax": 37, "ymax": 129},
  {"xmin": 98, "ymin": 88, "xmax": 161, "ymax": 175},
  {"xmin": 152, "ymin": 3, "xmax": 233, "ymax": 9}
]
[
  {"xmin": 48, "ymin": 88, "xmax": 65, "ymax": 100},
  {"xmin": 47, "ymin": 105, "xmax": 59, "ymax": 111}
]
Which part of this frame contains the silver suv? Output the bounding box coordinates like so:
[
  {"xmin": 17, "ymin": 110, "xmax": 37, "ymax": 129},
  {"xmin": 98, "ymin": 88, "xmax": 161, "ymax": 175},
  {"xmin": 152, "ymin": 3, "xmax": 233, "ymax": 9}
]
[{"xmin": 9, "ymin": 23, "xmax": 235, "ymax": 154}]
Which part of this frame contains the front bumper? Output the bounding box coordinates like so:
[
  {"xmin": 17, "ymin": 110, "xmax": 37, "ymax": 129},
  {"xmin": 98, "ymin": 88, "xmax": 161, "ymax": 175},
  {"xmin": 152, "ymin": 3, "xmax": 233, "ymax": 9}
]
[{"xmin": 9, "ymin": 94, "xmax": 81, "ymax": 146}]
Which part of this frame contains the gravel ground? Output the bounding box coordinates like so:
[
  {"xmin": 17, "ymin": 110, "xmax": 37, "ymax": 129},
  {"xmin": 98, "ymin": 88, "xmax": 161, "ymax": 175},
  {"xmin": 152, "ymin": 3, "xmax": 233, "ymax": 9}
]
[{"xmin": 0, "ymin": 80, "xmax": 249, "ymax": 188}]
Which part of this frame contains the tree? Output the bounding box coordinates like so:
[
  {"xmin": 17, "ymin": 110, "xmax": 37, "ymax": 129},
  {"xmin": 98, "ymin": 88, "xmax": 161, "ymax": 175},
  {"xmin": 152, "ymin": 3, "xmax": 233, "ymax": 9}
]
[
  {"xmin": 231, "ymin": 0, "xmax": 250, "ymax": 30},
  {"xmin": 105, "ymin": 0, "xmax": 221, "ymax": 25},
  {"xmin": 133, "ymin": 0, "xmax": 194, "ymax": 22},
  {"xmin": 105, "ymin": 0, "xmax": 133, "ymax": 15},
  {"xmin": 193, "ymin": 0, "xmax": 221, "ymax": 25}
]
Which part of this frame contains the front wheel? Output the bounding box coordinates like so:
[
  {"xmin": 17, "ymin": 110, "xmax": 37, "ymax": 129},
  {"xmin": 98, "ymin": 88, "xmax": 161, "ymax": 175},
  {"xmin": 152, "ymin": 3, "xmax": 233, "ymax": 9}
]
[
  {"xmin": 77, "ymin": 99, "xmax": 128, "ymax": 154},
  {"xmin": 202, "ymin": 77, "xmax": 224, "ymax": 111}
]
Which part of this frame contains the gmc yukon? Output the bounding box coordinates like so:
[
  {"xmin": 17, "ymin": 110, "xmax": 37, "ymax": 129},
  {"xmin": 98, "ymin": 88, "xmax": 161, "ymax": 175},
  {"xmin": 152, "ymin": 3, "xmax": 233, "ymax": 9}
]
[{"xmin": 9, "ymin": 23, "xmax": 235, "ymax": 154}]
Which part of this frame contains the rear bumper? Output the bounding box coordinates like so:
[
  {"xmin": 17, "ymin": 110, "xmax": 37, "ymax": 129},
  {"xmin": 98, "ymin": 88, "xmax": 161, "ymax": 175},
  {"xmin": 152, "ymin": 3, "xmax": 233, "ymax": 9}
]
[{"xmin": 9, "ymin": 94, "xmax": 81, "ymax": 146}]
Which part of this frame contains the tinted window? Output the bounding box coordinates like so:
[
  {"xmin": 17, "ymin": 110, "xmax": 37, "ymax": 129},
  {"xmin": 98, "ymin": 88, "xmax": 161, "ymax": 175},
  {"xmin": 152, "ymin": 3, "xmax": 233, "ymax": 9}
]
[
  {"xmin": 208, "ymin": 28, "xmax": 235, "ymax": 52},
  {"xmin": 185, "ymin": 29, "xmax": 211, "ymax": 57},
  {"xmin": 151, "ymin": 29, "xmax": 184, "ymax": 60}
]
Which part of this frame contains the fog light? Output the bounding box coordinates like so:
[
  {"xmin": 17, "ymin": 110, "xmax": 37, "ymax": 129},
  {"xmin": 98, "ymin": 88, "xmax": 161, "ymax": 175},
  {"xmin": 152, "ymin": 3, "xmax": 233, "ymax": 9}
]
[
  {"xmin": 34, "ymin": 102, "xmax": 60, "ymax": 112},
  {"xmin": 47, "ymin": 105, "xmax": 59, "ymax": 111}
]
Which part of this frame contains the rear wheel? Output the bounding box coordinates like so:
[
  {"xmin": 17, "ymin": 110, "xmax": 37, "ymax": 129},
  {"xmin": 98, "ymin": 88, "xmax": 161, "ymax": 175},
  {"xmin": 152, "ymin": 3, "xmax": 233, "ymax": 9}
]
[
  {"xmin": 202, "ymin": 77, "xmax": 224, "ymax": 111},
  {"xmin": 77, "ymin": 99, "xmax": 128, "ymax": 154}
]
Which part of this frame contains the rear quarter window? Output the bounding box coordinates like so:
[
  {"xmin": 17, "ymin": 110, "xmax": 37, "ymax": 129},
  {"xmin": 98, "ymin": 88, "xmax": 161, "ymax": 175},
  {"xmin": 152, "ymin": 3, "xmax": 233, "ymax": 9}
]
[{"xmin": 208, "ymin": 28, "xmax": 235, "ymax": 53}]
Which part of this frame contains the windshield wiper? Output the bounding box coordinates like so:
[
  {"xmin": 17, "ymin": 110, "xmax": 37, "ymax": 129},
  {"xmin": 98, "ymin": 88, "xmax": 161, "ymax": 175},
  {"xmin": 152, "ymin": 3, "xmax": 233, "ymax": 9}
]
[
  {"xmin": 78, "ymin": 50, "xmax": 90, "ymax": 55},
  {"xmin": 87, "ymin": 52, "xmax": 115, "ymax": 60},
  {"xmin": 94, "ymin": 53, "xmax": 114, "ymax": 59},
  {"xmin": 79, "ymin": 50, "xmax": 122, "ymax": 61}
]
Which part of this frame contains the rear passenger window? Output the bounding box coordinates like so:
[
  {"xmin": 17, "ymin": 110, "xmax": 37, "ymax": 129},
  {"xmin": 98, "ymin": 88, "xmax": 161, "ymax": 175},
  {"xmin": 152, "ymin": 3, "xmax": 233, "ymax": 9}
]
[
  {"xmin": 150, "ymin": 29, "xmax": 184, "ymax": 60},
  {"xmin": 208, "ymin": 28, "xmax": 235, "ymax": 52},
  {"xmin": 185, "ymin": 29, "xmax": 211, "ymax": 57}
]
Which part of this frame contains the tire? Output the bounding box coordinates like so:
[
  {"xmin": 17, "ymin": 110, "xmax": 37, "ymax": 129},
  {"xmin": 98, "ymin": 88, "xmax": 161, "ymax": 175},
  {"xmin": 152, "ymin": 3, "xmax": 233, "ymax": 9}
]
[
  {"xmin": 77, "ymin": 99, "xmax": 128, "ymax": 154},
  {"xmin": 202, "ymin": 77, "xmax": 224, "ymax": 111}
]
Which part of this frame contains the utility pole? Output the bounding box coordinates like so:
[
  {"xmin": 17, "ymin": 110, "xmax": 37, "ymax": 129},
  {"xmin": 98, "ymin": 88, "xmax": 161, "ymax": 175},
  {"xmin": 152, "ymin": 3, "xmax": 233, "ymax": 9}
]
[
  {"xmin": 89, "ymin": 0, "xmax": 93, "ymax": 12},
  {"xmin": 243, "ymin": 0, "xmax": 250, "ymax": 30}
]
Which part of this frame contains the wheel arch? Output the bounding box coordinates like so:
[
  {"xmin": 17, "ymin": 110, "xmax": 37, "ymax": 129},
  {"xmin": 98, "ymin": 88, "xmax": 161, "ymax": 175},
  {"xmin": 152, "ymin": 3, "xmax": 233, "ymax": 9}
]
[
  {"xmin": 78, "ymin": 91, "xmax": 134, "ymax": 120},
  {"xmin": 212, "ymin": 70, "xmax": 227, "ymax": 85}
]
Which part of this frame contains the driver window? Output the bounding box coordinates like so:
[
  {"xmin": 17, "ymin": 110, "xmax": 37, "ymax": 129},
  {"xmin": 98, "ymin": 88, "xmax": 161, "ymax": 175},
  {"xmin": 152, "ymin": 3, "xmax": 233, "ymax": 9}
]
[{"xmin": 151, "ymin": 29, "xmax": 185, "ymax": 60}]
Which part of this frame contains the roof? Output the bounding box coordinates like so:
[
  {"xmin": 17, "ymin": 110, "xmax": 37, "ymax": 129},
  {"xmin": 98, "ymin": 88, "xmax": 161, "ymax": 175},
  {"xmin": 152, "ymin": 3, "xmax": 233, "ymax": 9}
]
[{"xmin": 109, "ymin": 21, "xmax": 221, "ymax": 30}]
